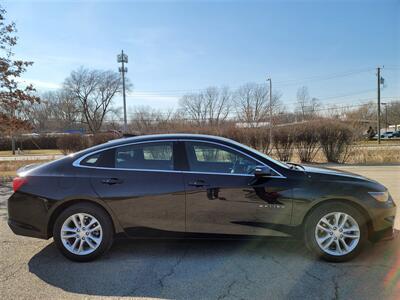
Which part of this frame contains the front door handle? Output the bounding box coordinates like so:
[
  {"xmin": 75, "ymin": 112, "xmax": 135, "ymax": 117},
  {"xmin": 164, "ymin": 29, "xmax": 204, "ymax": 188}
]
[
  {"xmin": 101, "ymin": 178, "xmax": 123, "ymax": 185},
  {"xmin": 188, "ymin": 180, "xmax": 210, "ymax": 187}
]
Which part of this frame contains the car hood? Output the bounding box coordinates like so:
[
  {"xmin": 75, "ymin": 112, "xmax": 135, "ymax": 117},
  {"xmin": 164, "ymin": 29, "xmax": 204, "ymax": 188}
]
[{"xmin": 301, "ymin": 165, "xmax": 376, "ymax": 183}]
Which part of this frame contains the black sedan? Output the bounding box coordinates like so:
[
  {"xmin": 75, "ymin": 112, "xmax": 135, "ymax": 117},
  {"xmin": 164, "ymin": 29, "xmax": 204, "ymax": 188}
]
[{"xmin": 7, "ymin": 134, "xmax": 396, "ymax": 262}]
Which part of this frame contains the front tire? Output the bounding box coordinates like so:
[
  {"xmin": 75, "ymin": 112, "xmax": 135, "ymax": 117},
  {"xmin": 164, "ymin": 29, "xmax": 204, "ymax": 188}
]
[
  {"xmin": 53, "ymin": 203, "xmax": 114, "ymax": 262},
  {"xmin": 304, "ymin": 202, "xmax": 368, "ymax": 262}
]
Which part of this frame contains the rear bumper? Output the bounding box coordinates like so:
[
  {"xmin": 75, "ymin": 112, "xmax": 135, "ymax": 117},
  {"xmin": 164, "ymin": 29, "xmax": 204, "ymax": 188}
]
[
  {"xmin": 8, "ymin": 219, "xmax": 48, "ymax": 239},
  {"xmin": 7, "ymin": 192, "xmax": 50, "ymax": 240}
]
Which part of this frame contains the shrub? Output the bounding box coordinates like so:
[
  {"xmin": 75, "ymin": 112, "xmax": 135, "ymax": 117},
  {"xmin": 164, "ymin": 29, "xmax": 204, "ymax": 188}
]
[
  {"xmin": 293, "ymin": 122, "xmax": 320, "ymax": 163},
  {"xmin": 0, "ymin": 136, "xmax": 59, "ymax": 151},
  {"xmin": 273, "ymin": 126, "xmax": 294, "ymax": 162},
  {"xmin": 318, "ymin": 120, "xmax": 354, "ymax": 163},
  {"xmin": 89, "ymin": 132, "xmax": 120, "ymax": 146},
  {"xmin": 56, "ymin": 134, "xmax": 88, "ymax": 154}
]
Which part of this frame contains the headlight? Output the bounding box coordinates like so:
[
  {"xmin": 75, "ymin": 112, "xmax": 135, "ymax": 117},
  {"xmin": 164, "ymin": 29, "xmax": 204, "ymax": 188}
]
[{"xmin": 368, "ymin": 191, "xmax": 389, "ymax": 202}]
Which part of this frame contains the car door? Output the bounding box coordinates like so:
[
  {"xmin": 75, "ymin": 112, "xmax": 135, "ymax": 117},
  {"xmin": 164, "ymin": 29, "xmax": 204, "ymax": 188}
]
[
  {"xmin": 87, "ymin": 141, "xmax": 186, "ymax": 237},
  {"xmin": 182, "ymin": 140, "xmax": 293, "ymax": 237}
]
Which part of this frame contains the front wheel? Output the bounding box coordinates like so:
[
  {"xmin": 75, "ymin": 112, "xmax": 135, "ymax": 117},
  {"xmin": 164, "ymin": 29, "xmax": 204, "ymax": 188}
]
[
  {"xmin": 304, "ymin": 202, "xmax": 368, "ymax": 262},
  {"xmin": 53, "ymin": 203, "xmax": 114, "ymax": 262}
]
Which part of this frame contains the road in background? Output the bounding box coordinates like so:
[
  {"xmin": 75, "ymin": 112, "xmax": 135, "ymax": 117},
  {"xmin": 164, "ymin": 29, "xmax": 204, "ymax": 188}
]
[{"xmin": 0, "ymin": 165, "xmax": 399, "ymax": 299}]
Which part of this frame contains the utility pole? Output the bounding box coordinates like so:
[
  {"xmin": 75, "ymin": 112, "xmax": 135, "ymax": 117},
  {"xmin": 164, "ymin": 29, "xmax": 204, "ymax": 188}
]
[
  {"xmin": 377, "ymin": 67, "xmax": 381, "ymax": 144},
  {"xmin": 382, "ymin": 102, "xmax": 388, "ymax": 131},
  {"xmin": 117, "ymin": 50, "xmax": 128, "ymax": 132},
  {"xmin": 267, "ymin": 78, "xmax": 273, "ymax": 147}
]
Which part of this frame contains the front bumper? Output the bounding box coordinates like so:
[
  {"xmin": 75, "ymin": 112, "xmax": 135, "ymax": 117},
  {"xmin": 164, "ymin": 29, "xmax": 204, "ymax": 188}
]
[{"xmin": 368, "ymin": 195, "xmax": 397, "ymax": 241}]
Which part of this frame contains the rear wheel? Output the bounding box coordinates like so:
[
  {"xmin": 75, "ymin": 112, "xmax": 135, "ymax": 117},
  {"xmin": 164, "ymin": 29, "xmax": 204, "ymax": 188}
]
[
  {"xmin": 53, "ymin": 203, "xmax": 113, "ymax": 262},
  {"xmin": 304, "ymin": 202, "xmax": 368, "ymax": 262}
]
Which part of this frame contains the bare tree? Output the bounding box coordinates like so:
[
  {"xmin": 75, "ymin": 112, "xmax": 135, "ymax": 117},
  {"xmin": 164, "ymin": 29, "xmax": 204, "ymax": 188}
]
[
  {"xmin": 296, "ymin": 86, "xmax": 320, "ymax": 120},
  {"xmin": 179, "ymin": 93, "xmax": 204, "ymax": 124},
  {"xmin": 234, "ymin": 82, "xmax": 281, "ymax": 127},
  {"xmin": 64, "ymin": 67, "xmax": 128, "ymax": 133},
  {"xmin": 52, "ymin": 89, "xmax": 81, "ymax": 129},
  {"xmin": 129, "ymin": 106, "xmax": 175, "ymax": 133},
  {"xmin": 29, "ymin": 98, "xmax": 54, "ymax": 132},
  {"xmin": 179, "ymin": 86, "xmax": 231, "ymax": 125}
]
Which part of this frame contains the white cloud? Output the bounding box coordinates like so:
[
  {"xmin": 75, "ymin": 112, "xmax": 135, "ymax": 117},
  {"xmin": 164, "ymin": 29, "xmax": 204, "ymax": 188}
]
[
  {"xmin": 126, "ymin": 91, "xmax": 180, "ymax": 110},
  {"xmin": 15, "ymin": 78, "xmax": 61, "ymax": 90}
]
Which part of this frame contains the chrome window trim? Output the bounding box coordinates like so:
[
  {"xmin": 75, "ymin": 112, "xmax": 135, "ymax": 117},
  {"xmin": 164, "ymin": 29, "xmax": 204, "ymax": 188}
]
[{"xmin": 72, "ymin": 138, "xmax": 286, "ymax": 179}]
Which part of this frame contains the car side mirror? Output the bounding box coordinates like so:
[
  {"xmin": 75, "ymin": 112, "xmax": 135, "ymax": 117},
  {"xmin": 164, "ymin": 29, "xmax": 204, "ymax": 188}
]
[{"xmin": 253, "ymin": 165, "xmax": 272, "ymax": 177}]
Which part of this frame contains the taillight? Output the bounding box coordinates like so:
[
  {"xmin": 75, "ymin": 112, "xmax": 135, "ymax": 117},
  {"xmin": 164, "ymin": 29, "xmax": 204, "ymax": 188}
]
[{"xmin": 13, "ymin": 177, "xmax": 27, "ymax": 192}]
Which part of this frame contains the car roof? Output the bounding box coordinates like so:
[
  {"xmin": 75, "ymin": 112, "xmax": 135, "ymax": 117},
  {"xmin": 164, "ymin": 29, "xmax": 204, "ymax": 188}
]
[
  {"xmin": 72, "ymin": 133, "xmax": 239, "ymax": 158},
  {"xmin": 106, "ymin": 133, "xmax": 235, "ymax": 145}
]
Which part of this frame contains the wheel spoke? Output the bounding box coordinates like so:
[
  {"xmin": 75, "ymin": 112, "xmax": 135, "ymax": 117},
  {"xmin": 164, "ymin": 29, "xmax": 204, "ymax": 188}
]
[
  {"xmin": 339, "ymin": 214, "xmax": 348, "ymax": 228},
  {"xmin": 322, "ymin": 237, "xmax": 334, "ymax": 249},
  {"xmin": 71, "ymin": 215, "xmax": 80, "ymax": 228},
  {"xmin": 86, "ymin": 218, "xmax": 97, "ymax": 228},
  {"xmin": 89, "ymin": 234, "xmax": 101, "ymax": 244},
  {"xmin": 317, "ymin": 224, "xmax": 330, "ymax": 233},
  {"xmin": 318, "ymin": 235, "xmax": 331, "ymax": 244},
  {"xmin": 71, "ymin": 238, "xmax": 79, "ymax": 251},
  {"xmin": 335, "ymin": 239, "xmax": 342, "ymax": 254},
  {"xmin": 89, "ymin": 225, "xmax": 101, "ymax": 233},
  {"xmin": 343, "ymin": 226, "xmax": 359, "ymax": 233},
  {"xmin": 334, "ymin": 213, "xmax": 341, "ymax": 227},
  {"xmin": 340, "ymin": 239, "xmax": 349, "ymax": 252},
  {"xmin": 78, "ymin": 214, "xmax": 85, "ymax": 227},
  {"xmin": 320, "ymin": 217, "xmax": 333, "ymax": 229},
  {"xmin": 62, "ymin": 226, "xmax": 76, "ymax": 232},
  {"xmin": 62, "ymin": 232, "xmax": 77, "ymax": 239},
  {"xmin": 343, "ymin": 232, "xmax": 359, "ymax": 239},
  {"xmin": 77, "ymin": 239, "xmax": 84, "ymax": 253},
  {"xmin": 86, "ymin": 237, "xmax": 96, "ymax": 249}
]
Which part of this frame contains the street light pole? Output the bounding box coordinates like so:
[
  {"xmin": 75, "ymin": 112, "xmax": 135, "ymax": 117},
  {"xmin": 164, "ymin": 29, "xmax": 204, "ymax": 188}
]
[
  {"xmin": 382, "ymin": 102, "xmax": 388, "ymax": 131},
  {"xmin": 267, "ymin": 78, "xmax": 273, "ymax": 147},
  {"xmin": 117, "ymin": 50, "xmax": 128, "ymax": 132},
  {"xmin": 377, "ymin": 67, "xmax": 381, "ymax": 144}
]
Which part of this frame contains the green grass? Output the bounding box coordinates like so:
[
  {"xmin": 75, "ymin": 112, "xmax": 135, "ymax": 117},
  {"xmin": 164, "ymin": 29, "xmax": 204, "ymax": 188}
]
[{"xmin": 0, "ymin": 149, "xmax": 62, "ymax": 157}]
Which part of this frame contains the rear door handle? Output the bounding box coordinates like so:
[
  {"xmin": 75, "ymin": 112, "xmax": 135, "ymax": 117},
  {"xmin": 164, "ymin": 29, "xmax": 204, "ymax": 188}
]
[
  {"xmin": 188, "ymin": 180, "xmax": 210, "ymax": 187},
  {"xmin": 101, "ymin": 178, "xmax": 123, "ymax": 185}
]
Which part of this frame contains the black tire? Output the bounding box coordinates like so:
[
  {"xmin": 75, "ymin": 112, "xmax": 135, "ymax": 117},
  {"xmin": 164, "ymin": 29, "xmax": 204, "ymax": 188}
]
[
  {"xmin": 304, "ymin": 202, "xmax": 368, "ymax": 262},
  {"xmin": 53, "ymin": 202, "xmax": 114, "ymax": 262}
]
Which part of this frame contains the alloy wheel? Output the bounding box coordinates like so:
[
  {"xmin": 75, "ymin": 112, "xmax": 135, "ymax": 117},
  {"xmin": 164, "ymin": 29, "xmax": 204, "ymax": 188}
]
[
  {"xmin": 314, "ymin": 212, "xmax": 360, "ymax": 256},
  {"xmin": 60, "ymin": 213, "xmax": 103, "ymax": 255}
]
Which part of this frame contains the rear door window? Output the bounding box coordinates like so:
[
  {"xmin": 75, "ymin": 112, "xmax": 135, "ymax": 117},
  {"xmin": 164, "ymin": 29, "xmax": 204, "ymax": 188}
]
[{"xmin": 115, "ymin": 142, "xmax": 173, "ymax": 170}]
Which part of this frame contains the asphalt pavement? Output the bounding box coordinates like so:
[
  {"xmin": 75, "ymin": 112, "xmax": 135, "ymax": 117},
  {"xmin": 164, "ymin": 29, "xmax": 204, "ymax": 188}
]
[{"xmin": 0, "ymin": 165, "xmax": 399, "ymax": 299}]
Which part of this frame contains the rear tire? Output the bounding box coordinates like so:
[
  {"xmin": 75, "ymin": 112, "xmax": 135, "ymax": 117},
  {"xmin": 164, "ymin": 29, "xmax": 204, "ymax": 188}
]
[
  {"xmin": 53, "ymin": 203, "xmax": 114, "ymax": 262},
  {"xmin": 304, "ymin": 202, "xmax": 368, "ymax": 262}
]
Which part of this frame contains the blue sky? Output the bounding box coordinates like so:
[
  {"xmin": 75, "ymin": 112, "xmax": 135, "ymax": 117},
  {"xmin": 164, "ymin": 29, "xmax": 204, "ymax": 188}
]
[{"xmin": 3, "ymin": 0, "xmax": 400, "ymax": 113}]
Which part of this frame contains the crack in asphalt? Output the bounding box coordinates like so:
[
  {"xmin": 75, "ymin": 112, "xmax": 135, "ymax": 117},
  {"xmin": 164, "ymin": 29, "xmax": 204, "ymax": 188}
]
[
  {"xmin": 158, "ymin": 246, "xmax": 188, "ymax": 289},
  {"xmin": 217, "ymin": 280, "xmax": 237, "ymax": 300},
  {"xmin": 332, "ymin": 275, "xmax": 339, "ymax": 300},
  {"xmin": 0, "ymin": 263, "xmax": 25, "ymax": 283}
]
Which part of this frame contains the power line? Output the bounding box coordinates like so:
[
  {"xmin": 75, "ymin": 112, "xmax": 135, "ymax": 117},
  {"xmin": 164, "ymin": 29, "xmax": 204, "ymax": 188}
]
[{"xmin": 125, "ymin": 67, "xmax": 378, "ymax": 96}]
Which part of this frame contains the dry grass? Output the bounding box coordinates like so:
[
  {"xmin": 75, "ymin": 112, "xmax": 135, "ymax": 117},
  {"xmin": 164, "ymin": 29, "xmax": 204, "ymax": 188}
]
[
  {"xmin": 0, "ymin": 160, "xmax": 52, "ymax": 178},
  {"xmin": 269, "ymin": 146, "xmax": 400, "ymax": 164}
]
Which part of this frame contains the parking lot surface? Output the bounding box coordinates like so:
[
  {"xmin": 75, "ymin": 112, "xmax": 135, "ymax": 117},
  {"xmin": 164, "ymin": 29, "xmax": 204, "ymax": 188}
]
[{"xmin": 0, "ymin": 165, "xmax": 399, "ymax": 299}]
